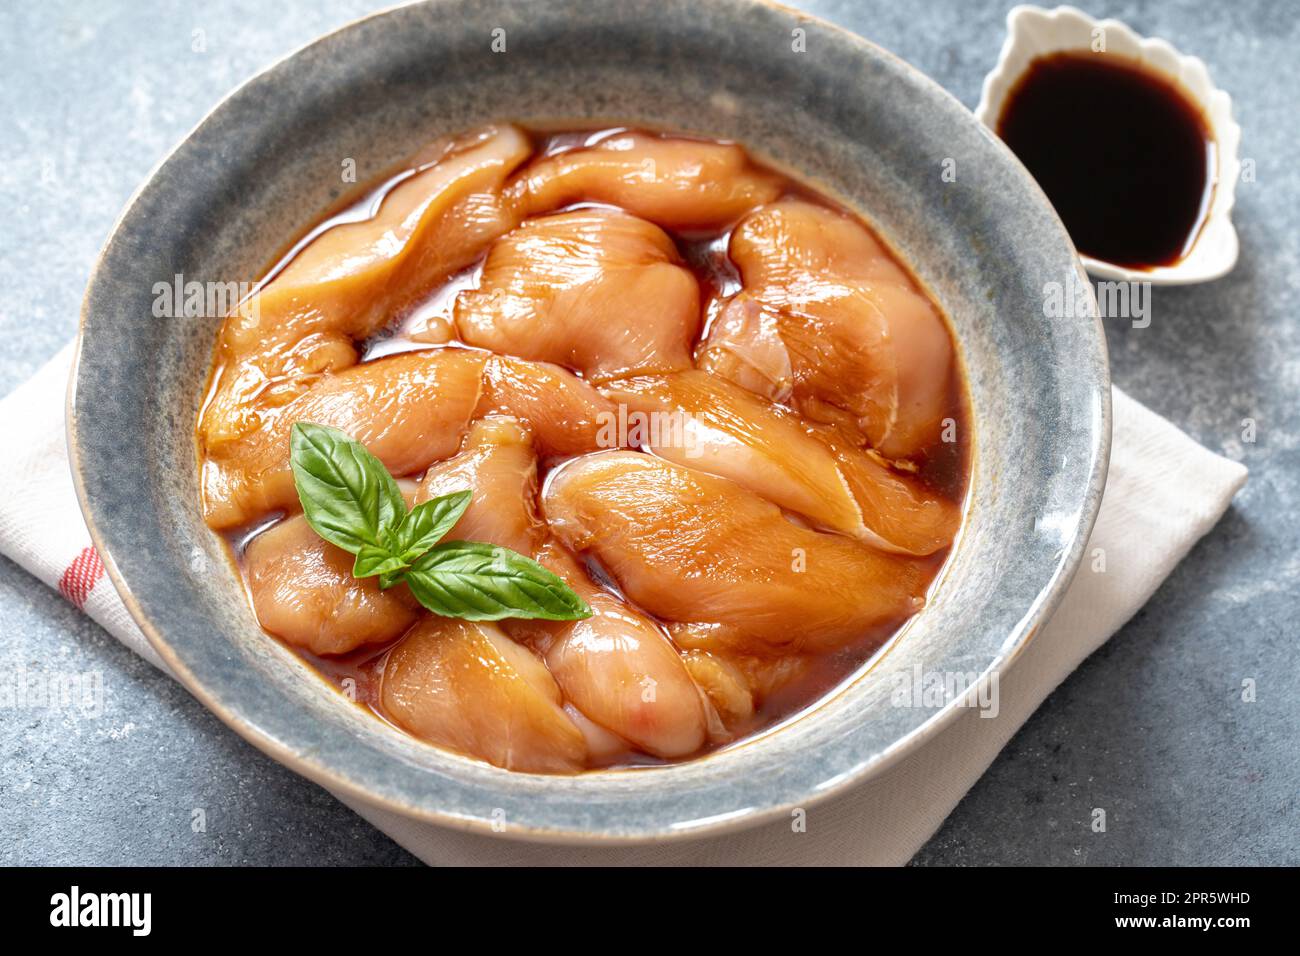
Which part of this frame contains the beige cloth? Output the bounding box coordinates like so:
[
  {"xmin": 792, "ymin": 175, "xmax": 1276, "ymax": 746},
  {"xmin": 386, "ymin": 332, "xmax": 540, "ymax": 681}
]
[{"xmin": 0, "ymin": 343, "xmax": 1246, "ymax": 864}]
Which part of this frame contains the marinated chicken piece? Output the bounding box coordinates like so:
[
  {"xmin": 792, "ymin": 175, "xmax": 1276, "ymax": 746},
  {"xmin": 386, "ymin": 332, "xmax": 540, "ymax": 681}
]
[
  {"xmin": 680, "ymin": 649, "xmax": 755, "ymax": 731},
  {"xmin": 600, "ymin": 371, "xmax": 958, "ymax": 554},
  {"xmin": 695, "ymin": 293, "xmax": 793, "ymax": 403},
  {"xmin": 201, "ymin": 125, "xmax": 530, "ymax": 451},
  {"xmin": 416, "ymin": 416, "xmax": 544, "ymax": 556},
  {"xmin": 730, "ymin": 198, "xmax": 954, "ymax": 460},
  {"xmin": 601, "ymin": 371, "xmax": 858, "ymax": 534},
  {"xmin": 542, "ymin": 452, "xmax": 927, "ymax": 655},
  {"xmin": 514, "ymin": 131, "xmax": 783, "ymax": 230},
  {"xmin": 674, "ymin": 632, "xmax": 814, "ymax": 701},
  {"xmin": 454, "ymin": 208, "xmax": 700, "ymax": 382},
  {"xmin": 507, "ymin": 544, "xmax": 707, "ymax": 758},
  {"xmin": 202, "ymin": 349, "xmax": 486, "ymax": 529},
  {"xmin": 818, "ymin": 432, "xmax": 962, "ymax": 557},
  {"xmin": 244, "ymin": 516, "xmax": 419, "ymax": 656},
  {"xmin": 726, "ymin": 652, "xmax": 815, "ymax": 701},
  {"xmin": 380, "ymin": 617, "xmax": 587, "ymax": 773},
  {"xmin": 476, "ymin": 355, "xmax": 620, "ymax": 457},
  {"xmin": 563, "ymin": 704, "xmax": 634, "ymax": 764}
]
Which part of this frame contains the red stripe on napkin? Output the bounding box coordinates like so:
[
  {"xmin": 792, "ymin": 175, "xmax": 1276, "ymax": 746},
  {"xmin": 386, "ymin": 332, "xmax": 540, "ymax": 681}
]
[{"xmin": 58, "ymin": 545, "xmax": 105, "ymax": 609}]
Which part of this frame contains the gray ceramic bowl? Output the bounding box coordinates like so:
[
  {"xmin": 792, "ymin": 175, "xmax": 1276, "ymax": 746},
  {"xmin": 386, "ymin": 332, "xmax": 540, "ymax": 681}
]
[{"xmin": 70, "ymin": 0, "xmax": 1109, "ymax": 843}]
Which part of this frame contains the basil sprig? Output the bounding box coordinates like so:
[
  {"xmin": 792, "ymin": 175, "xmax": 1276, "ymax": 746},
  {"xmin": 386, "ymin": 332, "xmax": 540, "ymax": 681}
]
[{"xmin": 289, "ymin": 422, "xmax": 591, "ymax": 621}]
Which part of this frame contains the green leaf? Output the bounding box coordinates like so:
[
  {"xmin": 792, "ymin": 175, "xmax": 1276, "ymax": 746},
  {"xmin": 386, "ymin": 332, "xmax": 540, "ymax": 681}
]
[
  {"xmin": 404, "ymin": 541, "xmax": 592, "ymax": 621},
  {"xmin": 353, "ymin": 545, "xmax": 409, "ymax": 580},
  {"xmin": 290, "ymin": 422, "xmax": 406, "ymax": 556},
  {"xmin": 290, "ymin": 425, "xmax": 591, "ymax": 623},
  {"xmin": 392, "ymin": 490, "xmax": 472, "ymax": 563}
]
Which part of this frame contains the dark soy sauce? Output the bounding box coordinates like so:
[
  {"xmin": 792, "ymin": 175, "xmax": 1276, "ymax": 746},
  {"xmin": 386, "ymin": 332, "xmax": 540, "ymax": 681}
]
[{"xmin": 997, "ymin": 52, "xmax": 1215, "ymax": 269}]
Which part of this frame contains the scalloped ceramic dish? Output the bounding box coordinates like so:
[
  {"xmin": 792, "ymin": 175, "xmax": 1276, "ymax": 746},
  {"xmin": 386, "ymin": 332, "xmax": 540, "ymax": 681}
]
[
  {"xmin": 976, "ymin": 4, "xmax": 1240, "ymax": 285},
  {"xmin": 69, "ymin": 0, "xmax": 1110, "ymax": 843}
]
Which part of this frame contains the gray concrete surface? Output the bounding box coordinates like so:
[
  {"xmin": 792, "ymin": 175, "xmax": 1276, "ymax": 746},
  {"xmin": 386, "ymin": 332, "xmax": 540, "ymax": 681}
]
[{"xmin": 0, "ymin": 0, "xmax": 1295, "ymax": 865}]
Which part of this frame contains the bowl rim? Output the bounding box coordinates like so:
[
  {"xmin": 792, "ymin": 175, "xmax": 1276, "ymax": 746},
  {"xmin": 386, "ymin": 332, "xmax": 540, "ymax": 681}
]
[{"xmin": 68, "ymin": 0, "xmax": 1112, "ymax": 845}]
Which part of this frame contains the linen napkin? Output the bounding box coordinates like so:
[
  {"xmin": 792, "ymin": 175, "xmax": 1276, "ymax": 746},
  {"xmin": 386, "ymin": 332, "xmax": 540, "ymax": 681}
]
[{"xmin": 0, "ymin": 342, "xmax": 1246, "ymax": 865}]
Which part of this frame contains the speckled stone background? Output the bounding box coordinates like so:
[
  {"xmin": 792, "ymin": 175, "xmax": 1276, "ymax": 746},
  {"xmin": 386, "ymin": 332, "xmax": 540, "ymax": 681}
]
[{"xmin": 1, "ymin": 0, "xmax": 1295, "ymax": 865}]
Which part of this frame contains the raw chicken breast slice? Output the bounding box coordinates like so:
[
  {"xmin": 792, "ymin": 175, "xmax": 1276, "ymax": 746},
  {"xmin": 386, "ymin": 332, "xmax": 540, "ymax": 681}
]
[
  {"xmin": 695, "ymin": 293, "xmax": 794, "ymax": 403},
  {"xmin": 201, "ymin": 124, "xmax": 530, "ymax": 451},
  {"xmin": 542, "ymin": 451, "xmax": 927, "ymax": 655},
  {"xmin": 600, "ymin": 371, "xmax": 959, "ymax": 555},
  {"xmin": 818, "ymin": 431, "xmax": 963, "ymax": 557},
  {"xmin": 202, "ymin": 348, "xmax": 486, "ymax": 529},
  {"xmin": 673, "ymin": 628, "xmax": 815, "ymax": 702},
  {"xmin": 730, "ymin": 197, "xmax": 954, "ymax": 460},
  {"xmin": 563, "ymin": 704, "xmax": 634, "ymax": 764},
  {"xmin": 454, "ymin": 208, "xmax": 700, "ymax": 382},
  {"xmin": 506, "ymin": 543, "xmax": 708, "ymax": 759},
  {"xmin": 380, "ymin": 617, "xmax": 587, "ymax": 773},
  {"xmin": 514, "ymin": 131, "xmax": 783, "ymax": 230},
  {"xmin": 679, "ymin": 649, "xmax": 755, "ymax": 732},
  {"xmin": 601, "ymin": 370, "xmax": 860, "ymax": 537},
  {"xmin": 416, "ymin": 416, "xmax": 545, "ymax": 557},
  {"xmin": 244, "ymin": 515, "xmax": 419, "ymax": 656},
  {"xmin": 476, "ymin": 355, "xmax": 620, "ymax": 457}
]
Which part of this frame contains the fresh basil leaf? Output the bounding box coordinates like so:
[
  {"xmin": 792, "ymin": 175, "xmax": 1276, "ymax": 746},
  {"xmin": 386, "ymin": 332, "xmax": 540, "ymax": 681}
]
[
  {"xmin": 291, "ymin": 427, "xmax": 590, "ymax": 623},
  {"xmin": 393, "ymin": 490, "xmax": 472, "ymax": 563},
  {"xmin": 404, "ymin": 541, "xmax": 592, "ymax": 621},
  {"xmin": 353, "ymin": 545, "xmax": 409, "ymax": 580},
  {"xmin": 290, "ymin": 422, "xmax": 406, "ymax": 555}
]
